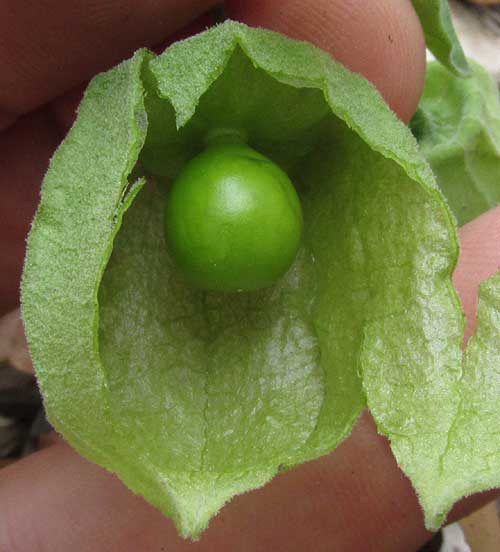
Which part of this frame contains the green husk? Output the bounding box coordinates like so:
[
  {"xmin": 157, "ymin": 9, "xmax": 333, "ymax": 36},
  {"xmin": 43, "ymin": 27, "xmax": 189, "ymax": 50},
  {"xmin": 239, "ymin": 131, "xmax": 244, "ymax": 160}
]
[
  {"xmin": 412, "ymin": 60, "xmax": 500, "ymax": 226},
  {"xmin": 412, "ymin": 0, "xmax": 470, "ymax": 77},
  {"xmin": 22, "ymin": 21, "xmax": 500, "ymax": 538}
]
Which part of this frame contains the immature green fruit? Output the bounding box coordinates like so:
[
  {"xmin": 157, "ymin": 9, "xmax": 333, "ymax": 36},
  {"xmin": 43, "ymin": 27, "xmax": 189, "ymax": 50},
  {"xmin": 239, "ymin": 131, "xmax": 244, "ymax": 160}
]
[{"xmin": 164, "ymin": 142, "xmax": 303, "ymax": 292}]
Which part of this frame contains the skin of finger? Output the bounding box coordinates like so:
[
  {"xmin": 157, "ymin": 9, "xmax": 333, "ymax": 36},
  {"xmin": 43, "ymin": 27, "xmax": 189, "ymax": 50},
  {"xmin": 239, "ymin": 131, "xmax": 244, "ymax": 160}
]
[
  {"xmin": 50, "ymin": 85, "xmax": 86, "ymax": 135},
  {"xmin": 0, "ymin": 0, "xmax": 218, "ymax": 130},
  {"xmin": 453, "ymin": 206, "xmax": 500, "ymax": 343},
  {"xmin": 0, "ymin": 413, "xmax": 422, "ymax": 552},
  {"xmin": 226, "ymin": 0, "xmax": 426, "ymax": 123},
  {"xmin": 0, "ymin": 411, "xmax": 498, "ymax": 552},
  {"xmin": 0, "ymin": 109, "xmax": 62, "ymax": 315}
]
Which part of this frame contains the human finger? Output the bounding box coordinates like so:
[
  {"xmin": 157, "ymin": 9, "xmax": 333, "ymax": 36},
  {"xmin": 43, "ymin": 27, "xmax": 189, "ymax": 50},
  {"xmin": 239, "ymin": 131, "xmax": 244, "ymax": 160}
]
[
  {"xmin": 1, "ymin": 410, "xmax": 498, "ymax": 552},
  {"xmin": 0, "ymin": 0, "xmax": 217, "ymax": 131}
]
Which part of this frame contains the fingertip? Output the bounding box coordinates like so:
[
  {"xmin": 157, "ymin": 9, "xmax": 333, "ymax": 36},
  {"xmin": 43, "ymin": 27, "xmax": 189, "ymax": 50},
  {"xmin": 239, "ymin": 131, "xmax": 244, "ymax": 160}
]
[{"xmin": 226, "ymin": 0, "xmax": 426, "ymax": 122}]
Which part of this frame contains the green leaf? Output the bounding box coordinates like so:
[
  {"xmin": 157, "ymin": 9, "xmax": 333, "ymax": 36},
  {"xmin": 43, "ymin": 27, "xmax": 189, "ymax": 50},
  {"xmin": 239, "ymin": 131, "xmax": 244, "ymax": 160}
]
[
  {"xmin": 412, "ymin": 60, "xmax": 500, "ymax": 226},
  {"xmin": 433, "ymin": 273, "xmax": 500, "ymax": 521},
  {"xmin": 363, "ymin": 268, "xmax": 500, "ymax": 530},
  {"xmin": 22, "ymin": 49, "xmax": 151, "ymax": 466},
  {"xmin": 385, "ymin": 59, "xmax": 500, "ymax": 529},
  {"xmin": 23, "ymin": 22, "xmax": 465, "ymax": 538},
  {"xmin": 412, "ymin": 0, "xmax": 470, "ymax": 76}
]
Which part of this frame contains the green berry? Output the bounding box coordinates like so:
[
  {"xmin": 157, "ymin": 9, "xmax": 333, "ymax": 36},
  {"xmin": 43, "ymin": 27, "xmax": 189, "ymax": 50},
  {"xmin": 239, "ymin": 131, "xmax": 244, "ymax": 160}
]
[{"xmin": 164, "ymin": 142, "xmax": 303, "ymax": 292}]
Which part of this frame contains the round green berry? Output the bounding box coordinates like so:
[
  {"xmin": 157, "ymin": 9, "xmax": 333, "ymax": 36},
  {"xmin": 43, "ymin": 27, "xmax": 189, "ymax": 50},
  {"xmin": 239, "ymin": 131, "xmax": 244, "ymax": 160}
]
[{"xmin": 164, "ymin": 142, "xmax": 303, "ymax": 292}]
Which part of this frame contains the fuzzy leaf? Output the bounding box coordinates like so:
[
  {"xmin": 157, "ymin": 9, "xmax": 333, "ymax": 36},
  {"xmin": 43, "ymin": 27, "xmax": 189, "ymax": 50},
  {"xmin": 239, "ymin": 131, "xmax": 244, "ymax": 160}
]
[
  {"xmin": 363, "ymin": 268, "xmax": 500, "ymax": 529},
  {"xmin": 412, "ymin": 0, "xmax": 470, "ymax": 76},
  {"xmin": 412, "ymin": 60, "xmax": 500, "ymax": 225},
  {"xmin": 23, "ymin": 22, "xmax": 466, "ymax": 538},
  {"xmin": 22, "ymin": 49, "xmax": 151, "ymax": 465},
  {"xmin": 384, "ymin": 59, "xmax": 500, "ymax": 528},
  {"xmin": 433, "ymin": 273, "xmax": 500, "ymax": 521}
]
